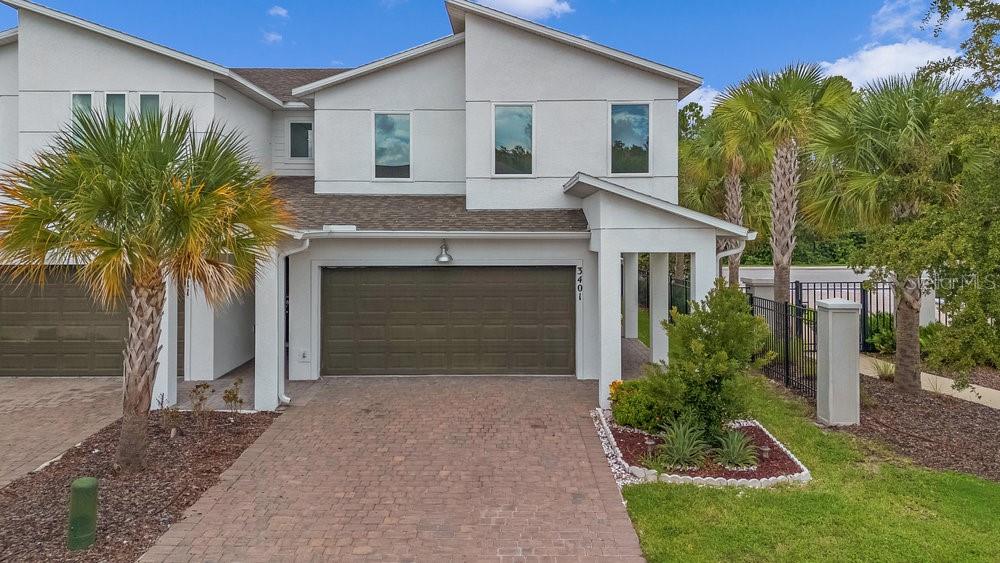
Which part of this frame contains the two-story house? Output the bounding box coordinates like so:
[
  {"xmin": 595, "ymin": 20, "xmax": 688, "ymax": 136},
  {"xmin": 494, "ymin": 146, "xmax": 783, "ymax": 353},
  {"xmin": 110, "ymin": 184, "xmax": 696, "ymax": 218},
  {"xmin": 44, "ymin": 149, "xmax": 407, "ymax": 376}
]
[{"xmin": 0, "ymin": 0, "xmax": 753, "ymax": 409}]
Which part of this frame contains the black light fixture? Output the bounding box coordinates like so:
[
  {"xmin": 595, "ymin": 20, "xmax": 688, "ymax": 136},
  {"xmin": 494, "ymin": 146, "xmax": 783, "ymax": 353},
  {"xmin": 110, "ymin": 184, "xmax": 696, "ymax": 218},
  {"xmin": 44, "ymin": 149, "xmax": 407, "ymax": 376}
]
[{"xmin": 435, "ymin": 240, "xmax": 453, "ymax": 264}]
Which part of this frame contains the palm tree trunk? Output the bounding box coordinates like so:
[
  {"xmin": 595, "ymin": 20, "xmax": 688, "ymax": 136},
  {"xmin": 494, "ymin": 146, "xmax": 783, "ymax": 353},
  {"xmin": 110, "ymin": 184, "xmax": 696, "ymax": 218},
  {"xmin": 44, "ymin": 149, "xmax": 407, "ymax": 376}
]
[
  {"xmin": 723, "ymin": 169, "xmax": 744, "ymax": 286},
  {"xmin": 671, "ymin": 253, "xmax": 687, "ymax": 280},
  {"xmin": 894, "ymin": 278, "xmax": 922, "ymax": 392},
  {"xmin": 117, "ymin": 277, "xmax": 166, "ymax": 471},
  {"xmin": 770, "ymin": 139, "xmax": 800, "ymax": 306}
]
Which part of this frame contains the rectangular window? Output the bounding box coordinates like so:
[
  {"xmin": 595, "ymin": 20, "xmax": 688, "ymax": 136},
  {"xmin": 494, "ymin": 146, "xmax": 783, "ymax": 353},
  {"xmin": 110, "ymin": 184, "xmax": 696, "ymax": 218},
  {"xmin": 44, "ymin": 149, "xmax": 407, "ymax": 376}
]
[
  {"xmin": 611, "ymin": 104, "xmax": 649, "ymax": 174},
  {"xmin": 139, "ymin": 94, "xmax": 159, "ymax": 118},
  {"xmin": 289, "ymin": 122, "xmax": 313, "ymax": 158},
  {"xmin": 374, "ymin": 113, "xmax": 410, "ymax": 179},
  {"xmin": 71, "ymin": 93, "xmax": 92, "ymax": 116},
  {"xmin": 494, "ymin": 105, "xmax": 532, "ymax": 175},
  {"xmin": 106, "ymin": 93, "xmax": 126, "ymax": 121}
]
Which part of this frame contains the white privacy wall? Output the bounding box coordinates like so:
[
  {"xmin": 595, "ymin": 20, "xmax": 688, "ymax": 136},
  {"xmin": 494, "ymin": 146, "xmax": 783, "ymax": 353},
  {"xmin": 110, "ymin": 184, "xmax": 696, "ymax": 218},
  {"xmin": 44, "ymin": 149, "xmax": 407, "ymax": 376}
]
[
  {"xmin": 463, "ymin": 13, "xmax": 679, "ymax": 209},
  {"xmin": 15, "ymin": 11, "xmax": 216, "ymax": 162},
  {"xmin": 0, "ymin": 40, "xmax": 16, "ymax": 169},
  {"xmin": 271, "ymin": 109, "xmax": 315, "ymax": 176},
  {"xmin": 285, "ymin": 236, "xmax": 598, "ymax": 381},
  {"xmin": 213, "ymin": 81, "xmax": 273, "ymax": 172},
  {"xmin": 312, "ymin": 43, "xmax": 467, "ymax": 194}
]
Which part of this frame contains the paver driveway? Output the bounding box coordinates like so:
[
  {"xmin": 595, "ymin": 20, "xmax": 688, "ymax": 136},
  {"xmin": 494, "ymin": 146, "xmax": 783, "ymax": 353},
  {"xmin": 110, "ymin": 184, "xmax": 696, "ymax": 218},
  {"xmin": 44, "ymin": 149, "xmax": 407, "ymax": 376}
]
[
  {"xmin": 143, "ymin": 377, "xmax": 644, "ymax": 562},
  {"xmin": 0, "ymin": 377, "xmax": 120, "ymax": 488}
]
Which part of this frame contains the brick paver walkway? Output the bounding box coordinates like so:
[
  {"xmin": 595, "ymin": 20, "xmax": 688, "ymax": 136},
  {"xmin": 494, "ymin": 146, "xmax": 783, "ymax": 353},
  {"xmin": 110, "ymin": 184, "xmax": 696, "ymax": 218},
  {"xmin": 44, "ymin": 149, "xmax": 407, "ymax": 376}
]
[
  {"xmin": 143, "ymin": 377, "xmax": 644, "ymax": 562},
  {"xmin": 0, "ymin": 377, "xmax": 121, "ymax": 488}
]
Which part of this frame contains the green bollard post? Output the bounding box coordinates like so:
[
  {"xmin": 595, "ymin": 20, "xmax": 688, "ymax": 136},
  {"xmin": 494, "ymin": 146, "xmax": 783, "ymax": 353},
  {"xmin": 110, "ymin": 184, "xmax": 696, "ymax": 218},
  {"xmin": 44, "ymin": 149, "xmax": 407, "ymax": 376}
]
[{"xmin": 67, "ymin": 476, "xmax": 98, "ymax": 551}]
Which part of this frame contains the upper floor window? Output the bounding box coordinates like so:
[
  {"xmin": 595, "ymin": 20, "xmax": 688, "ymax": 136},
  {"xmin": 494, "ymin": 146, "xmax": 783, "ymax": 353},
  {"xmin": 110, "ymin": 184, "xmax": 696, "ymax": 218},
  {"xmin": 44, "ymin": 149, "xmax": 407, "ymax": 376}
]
[
  {"xmin": 374, "ymin": 113, "xmax": 411, "ymax": 179},
  {"xmin": 140, "ymin": 94, "xmax": 160, "ymax": 118},
  {"xmin": 71, "ymin": 93, "xmax": 92, "ymax": 116},
  {"xmin": 106, "ymin": 93, "xmax": 126, "ymax": 121},
  {"xmin": 289, "ymin": 122, "xmax": 313, "ymax": 158},
  {"xmin": 494, "ymin": 104, "xmax": 533, "ymax": 175},
  {"xmin": 610, "ymin": 103, "xmax": 649, "ymax": 174}
]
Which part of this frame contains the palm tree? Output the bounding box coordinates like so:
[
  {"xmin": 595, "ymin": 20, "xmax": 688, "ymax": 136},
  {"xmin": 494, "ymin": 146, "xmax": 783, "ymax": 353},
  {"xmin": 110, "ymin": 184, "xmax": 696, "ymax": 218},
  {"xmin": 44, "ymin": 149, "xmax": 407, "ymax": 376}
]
[
  {"xmin": 0, "ymin": 109, "xmax": 288, "ymax": 470},
  {"xmin": 808, "ymin": 75, "xmax": 984, "ymax": 391},
  {"xmin": 718, "ymin": 64, "xmax": 854, "ymax": 305}
]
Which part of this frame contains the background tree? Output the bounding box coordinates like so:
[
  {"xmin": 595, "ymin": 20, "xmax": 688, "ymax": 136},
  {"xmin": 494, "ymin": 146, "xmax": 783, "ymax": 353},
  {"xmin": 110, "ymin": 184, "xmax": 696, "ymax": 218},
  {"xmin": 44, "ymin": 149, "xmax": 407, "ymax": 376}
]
[
  {"xmin": 0, "ymin": 110, "xmax": 288, "ymax": 470},
  {"xmin": 679, "ymin": 101, "xmax": 707, "ymax": 140},
  {"xmin": 924, "ymin": 0, "xmax": 1000, "ymax": 90},
  {"xmin": 808, "ymin": 75, "xmax": 985, "ymax": 391}
]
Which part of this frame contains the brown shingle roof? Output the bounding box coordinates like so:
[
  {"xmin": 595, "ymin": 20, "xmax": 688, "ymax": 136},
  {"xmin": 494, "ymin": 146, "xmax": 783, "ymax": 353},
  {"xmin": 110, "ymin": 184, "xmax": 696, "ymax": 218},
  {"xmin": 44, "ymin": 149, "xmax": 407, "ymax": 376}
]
[
  {"xmin": 231, "ymin": 68, "xmax": 350, "ymax": 102},
  {"xmin": 272, "ymin": 177, "xmax": 590, "ymax": 232}
]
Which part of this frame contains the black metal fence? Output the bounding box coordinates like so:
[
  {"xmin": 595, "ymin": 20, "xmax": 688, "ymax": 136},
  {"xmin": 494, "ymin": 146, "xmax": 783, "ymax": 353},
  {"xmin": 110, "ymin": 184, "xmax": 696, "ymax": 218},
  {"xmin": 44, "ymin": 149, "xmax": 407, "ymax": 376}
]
[
  {"xmin": 789, "ymin": 281, "xmax": 894, "ymax": 352},
  {"xmin": 749, "ymin": 294, "xmax": 817, "ymax": 400},
  {"xmin": 638, "ymin": 274, "xmax": 691, "ymax": 316}
]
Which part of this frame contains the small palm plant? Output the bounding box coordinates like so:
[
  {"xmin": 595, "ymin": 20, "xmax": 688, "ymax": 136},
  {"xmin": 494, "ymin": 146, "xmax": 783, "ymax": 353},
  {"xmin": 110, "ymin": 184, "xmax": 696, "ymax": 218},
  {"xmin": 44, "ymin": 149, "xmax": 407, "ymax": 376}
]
[
  {"xmin": 653, "ymin": 418, "xmax": 711, "ymax": 470},
  {"xmin": 715, "ymin": 429, "xmax": 758, "ymax": 469},
  {"xmin": 0, "ymin": 109, "xmax": 288, "ymax": 471}
]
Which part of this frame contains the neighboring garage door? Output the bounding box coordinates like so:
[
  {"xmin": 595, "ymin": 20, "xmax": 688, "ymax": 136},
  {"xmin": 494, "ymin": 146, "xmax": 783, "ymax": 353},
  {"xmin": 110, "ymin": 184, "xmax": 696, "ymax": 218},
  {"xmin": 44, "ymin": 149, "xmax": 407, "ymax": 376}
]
[
  {"xmin": 0, "ymin": 266, "xmax": 128, "ymax": 376},
  {"xmin": 321, "ymin": 266, "xmax": 575, "ymax": 376}
]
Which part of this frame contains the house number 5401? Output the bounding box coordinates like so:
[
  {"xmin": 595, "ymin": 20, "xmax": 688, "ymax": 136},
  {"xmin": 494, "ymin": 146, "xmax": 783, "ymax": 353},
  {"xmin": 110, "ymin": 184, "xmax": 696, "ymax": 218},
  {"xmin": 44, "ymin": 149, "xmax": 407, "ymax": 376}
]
[{"xmin": 577, "ymin": 266, "xmax": 584, "ymax": 301}]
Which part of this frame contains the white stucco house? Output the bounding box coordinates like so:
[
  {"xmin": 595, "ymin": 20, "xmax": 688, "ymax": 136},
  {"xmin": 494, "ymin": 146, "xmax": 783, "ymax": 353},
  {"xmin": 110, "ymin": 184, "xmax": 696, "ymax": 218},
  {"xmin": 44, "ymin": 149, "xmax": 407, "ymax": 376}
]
[{"xmin": 0, "ymin": 0, "xmax": 753, "ymax": 410}]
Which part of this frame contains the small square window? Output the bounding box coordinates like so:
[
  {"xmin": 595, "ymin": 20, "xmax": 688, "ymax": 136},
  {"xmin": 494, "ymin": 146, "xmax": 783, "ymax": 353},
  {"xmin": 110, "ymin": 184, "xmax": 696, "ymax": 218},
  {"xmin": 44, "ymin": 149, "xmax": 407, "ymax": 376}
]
[
  {"xmin": 611, "ymin": 104, "xmax": 649, "ymax": 174},
  {"xmin": 374, "ymin": 113, "xmax": 411, "ymax": 179},
  {"xmin": 290, "ymin": 122, "xmax": 313, "ymax": 158},
  {"xmin": 106, "ymin": 93, "xmax": 126, "ymax": 121},
  {"xmin": 140, "ymin": 94, "xmax": 159, "ymax": 118},
  {"xmin": 494, "ymin": 105, "xmax": 532, "ymax": 175},
  {"xmin": 71, "ymin": 93, "xmax": 92, "ymax": 116}
]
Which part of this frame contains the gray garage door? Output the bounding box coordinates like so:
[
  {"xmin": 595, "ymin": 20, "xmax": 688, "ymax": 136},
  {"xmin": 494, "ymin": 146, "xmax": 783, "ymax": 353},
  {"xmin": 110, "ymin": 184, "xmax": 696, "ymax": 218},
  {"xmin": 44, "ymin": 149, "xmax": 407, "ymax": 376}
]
[{"xmin": 321, "ymin": 266, "xmax": 575, "ymax": 376}]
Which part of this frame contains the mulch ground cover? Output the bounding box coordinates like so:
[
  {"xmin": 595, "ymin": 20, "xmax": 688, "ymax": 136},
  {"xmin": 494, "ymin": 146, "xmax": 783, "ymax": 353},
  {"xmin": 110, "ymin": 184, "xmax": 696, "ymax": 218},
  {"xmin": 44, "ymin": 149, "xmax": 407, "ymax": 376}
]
[
  {"xmin": 0, "ymin": 410, "xmax": 277, "ymax": 562},
  {"xmin": 609, "ymin": 420, "xmax": 802, "ymax": 480},
  {"xmin": 847, "ymin": 376, "xmax": 1000, "ymax": 482}
]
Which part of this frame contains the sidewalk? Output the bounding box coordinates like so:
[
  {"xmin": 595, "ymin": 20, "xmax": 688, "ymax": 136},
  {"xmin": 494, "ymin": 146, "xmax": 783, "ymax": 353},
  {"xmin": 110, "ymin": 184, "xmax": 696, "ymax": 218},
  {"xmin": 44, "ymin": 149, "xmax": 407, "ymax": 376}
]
[{"xmin": 860, "ymin": 355, "xmax": 1000, "ymax": 410}]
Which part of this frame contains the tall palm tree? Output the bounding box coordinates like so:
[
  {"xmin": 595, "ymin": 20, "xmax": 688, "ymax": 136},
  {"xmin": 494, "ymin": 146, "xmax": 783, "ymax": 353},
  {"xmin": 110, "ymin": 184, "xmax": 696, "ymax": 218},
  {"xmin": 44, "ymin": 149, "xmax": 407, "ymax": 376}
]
[
  {"xmin": 808, "ymin": 75, "xmax": 984, "ymax": 391},
  {"xmin": 719, "ymin": 64, "xmax": 854, "ymax": 305},
  {"xmin": 0, "ymin": 109, "xmax": 288, "ymax": 470}
]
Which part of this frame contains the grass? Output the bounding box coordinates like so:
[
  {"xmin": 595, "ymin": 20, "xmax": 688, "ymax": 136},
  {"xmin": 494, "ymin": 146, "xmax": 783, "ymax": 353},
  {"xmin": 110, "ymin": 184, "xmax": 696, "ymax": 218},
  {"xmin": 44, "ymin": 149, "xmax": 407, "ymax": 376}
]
[
  {"xmin": 638, "ymin": 307, "xmax": 652, "ymax": 348},
  {"xmin": 620, "ymin": 376, "xmax": 1000, "ymax": 562}
]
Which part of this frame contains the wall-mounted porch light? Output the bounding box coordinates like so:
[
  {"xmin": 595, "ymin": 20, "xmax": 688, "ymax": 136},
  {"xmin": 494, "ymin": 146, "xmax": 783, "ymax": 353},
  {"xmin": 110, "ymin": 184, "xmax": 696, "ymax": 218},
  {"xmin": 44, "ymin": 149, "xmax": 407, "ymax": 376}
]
[{"xmin": 435, "ymin": 240, "xmax": 453, "ymax": 264}]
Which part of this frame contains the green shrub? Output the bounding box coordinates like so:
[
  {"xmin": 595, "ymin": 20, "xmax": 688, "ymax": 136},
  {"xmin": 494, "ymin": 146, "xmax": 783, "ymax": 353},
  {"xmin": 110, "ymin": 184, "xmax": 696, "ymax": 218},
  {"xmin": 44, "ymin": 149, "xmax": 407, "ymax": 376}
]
[
  {"xmin": 650, "ymin": 417, "xmax": 711, "ymax": 470},
  {"xmin": 715, "ymin": 429, "xmax": 758, "ymax": 468},
  {"xmin": 866, "ymin": 312, "xmax": 896, "ymax": 353},
  {"xmin": 610, "ymin": 370, "xmax": 683, "ymax": 433}
]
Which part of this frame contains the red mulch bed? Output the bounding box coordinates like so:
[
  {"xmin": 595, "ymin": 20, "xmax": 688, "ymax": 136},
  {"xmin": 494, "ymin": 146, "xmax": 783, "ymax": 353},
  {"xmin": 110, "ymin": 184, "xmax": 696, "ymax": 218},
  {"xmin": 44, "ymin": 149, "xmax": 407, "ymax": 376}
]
[
  {"xmin": 846, "ymin": 377, "xmax": 1000, "ymax": 482},
  {"xmin": 0, "ymin": 411, "xmax": 277, "ymax": 562},
  {"xmin": 609, "ymin": 421, "xmax": 803, "ymax": 480}
]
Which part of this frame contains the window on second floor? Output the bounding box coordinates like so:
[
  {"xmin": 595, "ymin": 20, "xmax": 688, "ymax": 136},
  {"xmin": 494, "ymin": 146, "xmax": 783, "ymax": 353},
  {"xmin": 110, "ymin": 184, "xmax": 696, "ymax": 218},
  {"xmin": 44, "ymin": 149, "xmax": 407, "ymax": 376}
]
[
  {"xmin": 494, "ymin": 105, "xmax": 533, "ymax": 175},
  {"xmin": 71, "ymin": 93, "xmax": 92, "ymax": 117},
  {"xmin": 290, "ymin": 122, "xmax": 313, "ymax": 158},
  {"xmin": 611, "ymin": 103, "xmax": 650, "ymax": 174},
  {"xmin": 374, "ymin": 113, "xmax": 411, "ymax": 179},
  {"xmin": 140, "ymin": 94, "xmax": 160, "ymax": 118},
  {"xmin": 106, "ymin": 93, "xmax": 126, "ymax": 121}
]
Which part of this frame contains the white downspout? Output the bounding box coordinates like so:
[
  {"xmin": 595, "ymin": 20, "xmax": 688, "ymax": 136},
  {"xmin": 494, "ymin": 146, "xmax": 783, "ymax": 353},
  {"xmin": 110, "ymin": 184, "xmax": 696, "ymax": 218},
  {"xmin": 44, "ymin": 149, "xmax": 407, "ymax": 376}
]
[
  {"xmin": 716, "ymin": 238, "xmax": 747, "ymax": 279},
  {"xmin": 277, "ymin": 237, "xmax": 310, "ymax": 406}
]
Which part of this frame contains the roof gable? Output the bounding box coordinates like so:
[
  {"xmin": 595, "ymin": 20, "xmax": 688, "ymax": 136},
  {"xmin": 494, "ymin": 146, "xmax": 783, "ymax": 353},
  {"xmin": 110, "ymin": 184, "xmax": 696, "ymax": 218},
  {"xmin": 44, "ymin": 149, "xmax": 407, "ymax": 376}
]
[{"xmin": 0, "ymin": 28, "xmax": 15, "ymax": 46}]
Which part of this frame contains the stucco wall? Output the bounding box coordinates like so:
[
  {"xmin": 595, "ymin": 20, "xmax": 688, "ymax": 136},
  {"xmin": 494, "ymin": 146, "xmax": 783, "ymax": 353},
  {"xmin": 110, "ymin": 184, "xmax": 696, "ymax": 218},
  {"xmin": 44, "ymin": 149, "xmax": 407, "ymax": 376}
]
[
  {"xmin": 213, "ymin": 81, "xmax": 273, "ymax": 172},
  {"xmin": 0, "ymin": 40, "xmax": 17, "ymax": 169},
  {"xmin": 312, "ymin": 43, "xmax": 466, "ymax": 194},
  {"xmin": 15, "ymin": 11, "xmax": 216, "ymax": 161},
  {"xmin": 464, "ymin": 14, "xmax": 679, "ymax": 209},
  {"xmin": 286, "ymin": 236, "xmax": 598, "ymax": 381},
  {"xmin": 212, "ymin": 294, "xmax": 255, "ymax": 377},
  {"xmin": 271, "ymin": 109, "xmax": 315, "ymax": 176}
]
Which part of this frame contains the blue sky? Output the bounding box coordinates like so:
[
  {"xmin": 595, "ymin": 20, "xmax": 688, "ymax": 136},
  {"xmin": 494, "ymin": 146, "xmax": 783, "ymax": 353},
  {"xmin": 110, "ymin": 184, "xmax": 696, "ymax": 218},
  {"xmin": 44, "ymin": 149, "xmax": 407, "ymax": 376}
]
[{"xmin": 0, "ymin": 1, "xmax": 970, "ymax": 109}]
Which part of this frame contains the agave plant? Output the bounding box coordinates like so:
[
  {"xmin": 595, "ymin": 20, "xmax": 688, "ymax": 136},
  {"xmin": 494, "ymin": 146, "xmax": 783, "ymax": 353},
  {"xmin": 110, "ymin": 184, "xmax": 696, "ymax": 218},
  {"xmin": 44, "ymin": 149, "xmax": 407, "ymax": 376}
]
[
  {"xmin": 715, "ymin": 429, "xmax": 758, "ymax": 468},
  {"xmin": 654, "ymin": 418, "xmax": 711, "ymax": 469}
]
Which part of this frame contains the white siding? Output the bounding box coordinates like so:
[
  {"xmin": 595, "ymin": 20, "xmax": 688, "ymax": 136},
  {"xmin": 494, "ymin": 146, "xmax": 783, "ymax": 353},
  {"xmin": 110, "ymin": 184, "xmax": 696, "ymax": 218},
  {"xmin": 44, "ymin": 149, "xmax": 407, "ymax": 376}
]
[
  {"xmin": 0, "ymin": 40, "xmax": 16, "ymax": 169},
  {"xmin": 464, "ymin": 14, "xmax": 679, "ymax": 209},
  {"xmin": 213, "ymin": 81, "xmax": 273, "ymax": 172},
  {"xmin": 272, "ymin": 109, "xmax": 315, "ymax": 176},
  {"xmin": 15, "ymin": 11, "xmax": 216, "ymax": 162},
  {"xmin": 312, "ymin": 43, "xmax": 466, "ymax": 194}
]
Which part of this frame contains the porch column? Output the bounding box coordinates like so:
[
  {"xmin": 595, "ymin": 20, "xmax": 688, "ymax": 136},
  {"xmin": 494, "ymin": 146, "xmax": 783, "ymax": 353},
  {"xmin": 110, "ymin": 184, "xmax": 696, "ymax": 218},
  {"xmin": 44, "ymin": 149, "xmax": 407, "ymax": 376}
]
[
  {"xmin": 598, "ymin": 247, "xmax": 622, "ymax": 408},
  {"xmin": 690, "ymin": 242, "xmax": 718, "ymax": 303},
  {"xmin": 623, "ymin": 253, "xmax": 639, "ymax": 339},
  {"xmin": 255, "ymin": 249, "xmax": 282, "ymax": 411},
  {"xmin": 151, "ymin": 276, "xmax": 178, "ymax": 408},
  {"xmin": 649, "ymin": 252, "xmax": 670, "ymax": 364}
]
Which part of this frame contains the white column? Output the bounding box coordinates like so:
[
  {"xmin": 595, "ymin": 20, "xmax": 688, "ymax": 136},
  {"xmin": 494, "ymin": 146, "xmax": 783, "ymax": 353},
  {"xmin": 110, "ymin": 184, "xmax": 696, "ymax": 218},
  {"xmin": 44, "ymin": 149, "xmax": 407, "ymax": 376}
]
[
  {"xmin": 918, "ymin": 282, "xmax": 937, "ymax": 326},
  {"xmin": 255, "ymin": 250, "xmax": 281, "ymax": 411},
  {"xmin": 151, "ymin": 276, "xmax": 178, "ymax": 408},
  {"xmin": 690, "ymin": 242, "xmax": 718, "ymax": 303},
  {"xmin": 742, "ymin": 278, "xmax": 776, "ymax": 301},
  {"xmin": 816, "ymin": 299, "xmax": 861, "ymax": 426},
  {"xmin": 649, "ymin": 252, "xmax": 670, "ymax": 364},
  {"xmin": 623, "ymin": 253, "xmax": 639, "ymax": 339},
  {"xmin": 597, "ymin": 247, "xmax": 622, "ymax": 408}
]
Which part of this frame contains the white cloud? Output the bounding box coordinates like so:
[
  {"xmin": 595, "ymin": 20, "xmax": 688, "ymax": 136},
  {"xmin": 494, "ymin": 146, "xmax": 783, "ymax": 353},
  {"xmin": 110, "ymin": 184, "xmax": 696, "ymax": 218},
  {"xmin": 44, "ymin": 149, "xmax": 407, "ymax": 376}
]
[
  {"xmin": 267, "ymin": 5, "xmax": 289, "ymax": 18},
  {"xmin": 262, "ymin": 31, "xmax": 283, "ymax": 45},
  {"xmin": 477, "ymin": 0, "xmax": 573, "ymax": 20},
  {"xmin": 820, "ymin": 39, "xmax": 961, "ymax": 87},
  {"xmin": 871, "ymin": 0, "xmax": 922, "ymax": 37},
  {"xmin": 682, "ymin": 85, "xmax": 721, "ymax": 114}
]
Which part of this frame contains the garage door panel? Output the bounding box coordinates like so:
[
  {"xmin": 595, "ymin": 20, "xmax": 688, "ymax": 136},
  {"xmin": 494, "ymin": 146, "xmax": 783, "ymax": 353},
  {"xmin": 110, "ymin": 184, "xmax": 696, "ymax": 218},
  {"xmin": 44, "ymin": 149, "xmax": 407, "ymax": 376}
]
[{"xmin": 321, "ymin": 266, "xmax": 574, "ymax": 376}]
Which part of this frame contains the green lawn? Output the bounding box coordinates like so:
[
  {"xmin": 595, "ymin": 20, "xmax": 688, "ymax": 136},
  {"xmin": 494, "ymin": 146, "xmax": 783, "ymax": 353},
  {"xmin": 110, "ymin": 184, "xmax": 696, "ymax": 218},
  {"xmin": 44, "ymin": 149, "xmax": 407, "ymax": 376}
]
[{"xmin": 620, "ymin": 376, "xmax": 1000, "ymax": 562}]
